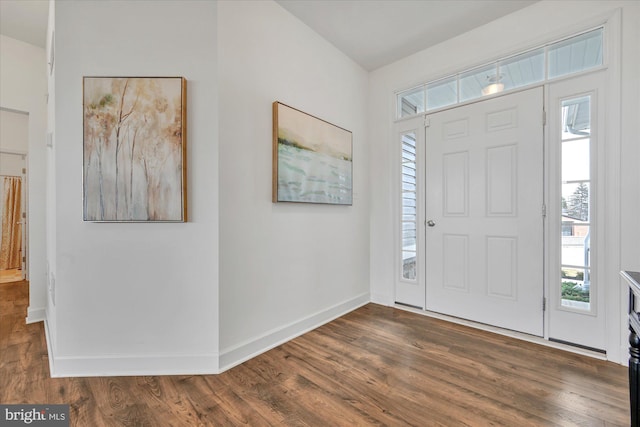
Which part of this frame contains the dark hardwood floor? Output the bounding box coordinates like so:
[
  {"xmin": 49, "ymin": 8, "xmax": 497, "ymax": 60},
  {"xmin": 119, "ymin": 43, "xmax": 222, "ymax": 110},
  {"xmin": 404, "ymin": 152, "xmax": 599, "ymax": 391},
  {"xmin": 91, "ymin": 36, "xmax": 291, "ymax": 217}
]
[{"xmin": 1, "ymin": 280, "xmax": 629, "ymax": 426}]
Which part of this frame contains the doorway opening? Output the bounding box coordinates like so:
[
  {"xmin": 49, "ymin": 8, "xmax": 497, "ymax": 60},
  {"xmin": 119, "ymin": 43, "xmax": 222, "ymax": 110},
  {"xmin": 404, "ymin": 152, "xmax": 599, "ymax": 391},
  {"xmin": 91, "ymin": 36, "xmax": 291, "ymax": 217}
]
[
  {"xmin": 0, "ymin": 108, "xmax": 29, "ymax": 284},
  {"xmin": 0, "ymin": 152, "xmax": 26, "ymax": 284}
]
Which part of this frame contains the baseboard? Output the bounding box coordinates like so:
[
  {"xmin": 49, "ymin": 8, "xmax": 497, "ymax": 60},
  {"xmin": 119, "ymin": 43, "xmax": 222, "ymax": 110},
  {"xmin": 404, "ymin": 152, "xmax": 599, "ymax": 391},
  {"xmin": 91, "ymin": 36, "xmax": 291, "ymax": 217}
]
[
  {"xmin": 43, "ymin": 316, "xmax": 55, "ymax": 377},
  {"xmin": 41, "ymin": 307, "xmax": 219, "ymax": 377},
  {"xmin": 49, "ymin": 352, "xmax": 220, "ymax": 378},
  {"xmin": 621, "ymin": 344, "xmax": 630, "ymax": 367},
  {"xmin": 218, "ymin": 292, "xmax": 370, "ymax": 373},
  {"xmin": 370, "ymin": 291, "xmax": 393, "ymax": 306},
  {"xmin": 42, "ymin": 293, "xmax": 370, "ymax": 377},
  {"xmin": 26, "ymin": 306, "xmax": 45, "ymax": 324}
]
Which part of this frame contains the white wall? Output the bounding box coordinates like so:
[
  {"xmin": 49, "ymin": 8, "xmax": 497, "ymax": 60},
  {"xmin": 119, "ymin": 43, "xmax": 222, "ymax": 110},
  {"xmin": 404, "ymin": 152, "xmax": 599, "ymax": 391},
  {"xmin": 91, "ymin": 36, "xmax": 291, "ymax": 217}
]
[
  {"xmin": 0, "ymin": 110, "xmax": 28, "ymax": 222},
  {"xmin": 619, "ymin": 0, "xmax": 640, "ymax": 361},
  {"xmin": 0, "ymin": 152, "xmax": 25, "ymax": 177},
  {"xmin": 45, "ymin": 0, "xmax": 57, "ymax": 353},
  {"xmin": 218, "ymin": 0, "xmax": 370, "ymax": 369},
  {"xmin": 0, "ymin": 35, "xmax": 47, "ymax": 322},
  {"xmin": 46, "ymin": 0, "xmax": 635, "ymax": 376},
  {"xmin": 369, "ymin": 1, "xmax": 640, "ymax": 363},
  {"xmin": 0, "ymin": 109, "xmax": 29, "ymax": 153},
  {"xmin": 52, "ymin": 0, "xmax": 219, "ymax": 376}
]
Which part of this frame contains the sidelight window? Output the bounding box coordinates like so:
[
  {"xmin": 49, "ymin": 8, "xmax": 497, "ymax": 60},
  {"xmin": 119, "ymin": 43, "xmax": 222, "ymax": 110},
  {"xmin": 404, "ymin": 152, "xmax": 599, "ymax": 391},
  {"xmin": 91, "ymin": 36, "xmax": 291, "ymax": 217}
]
[
  {"xmin": 401, "ymin": 132, "xmax": 418, "ymax": 280},
  {"xmin": 560, "ymin": 95, "xmax": 592, "ymax": 311}
]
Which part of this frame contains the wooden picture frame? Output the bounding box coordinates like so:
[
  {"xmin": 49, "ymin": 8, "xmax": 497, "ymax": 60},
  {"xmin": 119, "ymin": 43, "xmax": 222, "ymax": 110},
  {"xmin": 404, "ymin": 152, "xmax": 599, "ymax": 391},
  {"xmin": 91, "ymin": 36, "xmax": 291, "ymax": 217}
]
[
  {"xmin": 83, "ymin": 77, "xmax": 187, "ymax": 222},
  {"xmin": 272, "ymin": 102, "xmax": 352, "ymax": 205}
]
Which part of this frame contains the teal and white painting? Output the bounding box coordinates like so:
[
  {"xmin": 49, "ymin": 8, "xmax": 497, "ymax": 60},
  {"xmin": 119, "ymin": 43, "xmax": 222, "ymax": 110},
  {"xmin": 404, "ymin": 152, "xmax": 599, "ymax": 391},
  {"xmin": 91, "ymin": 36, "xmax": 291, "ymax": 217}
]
[{"xmin": 273, "ymin": 102, "xmax": 352, "ymax": 205}]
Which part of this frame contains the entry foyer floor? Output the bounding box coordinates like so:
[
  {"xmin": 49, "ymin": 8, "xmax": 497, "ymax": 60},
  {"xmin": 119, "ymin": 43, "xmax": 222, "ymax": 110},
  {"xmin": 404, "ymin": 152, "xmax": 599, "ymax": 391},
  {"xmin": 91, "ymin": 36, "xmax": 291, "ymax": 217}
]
[{"xmin": 0, "ymin": 280, "xmax": 629, "ymax": 426}]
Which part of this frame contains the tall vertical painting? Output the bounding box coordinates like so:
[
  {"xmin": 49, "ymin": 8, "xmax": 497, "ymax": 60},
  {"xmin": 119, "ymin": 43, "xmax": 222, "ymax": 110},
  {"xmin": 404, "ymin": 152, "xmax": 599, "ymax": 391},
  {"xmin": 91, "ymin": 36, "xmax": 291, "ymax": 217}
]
[
  {"xmin": 272, "ymin": 102, "xmax": 352, "ymax": 205},
  {"xmin": 83, "ymin": 77, "xmax": 187, "ymax": 222}
]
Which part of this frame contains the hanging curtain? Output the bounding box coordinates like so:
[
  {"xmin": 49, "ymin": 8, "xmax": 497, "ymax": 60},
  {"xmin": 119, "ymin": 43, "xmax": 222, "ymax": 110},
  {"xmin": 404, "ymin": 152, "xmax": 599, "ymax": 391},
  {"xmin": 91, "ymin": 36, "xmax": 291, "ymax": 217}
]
[{"xmin": 0, "ymin": 177, "xmax": 22, "ymax": 270}]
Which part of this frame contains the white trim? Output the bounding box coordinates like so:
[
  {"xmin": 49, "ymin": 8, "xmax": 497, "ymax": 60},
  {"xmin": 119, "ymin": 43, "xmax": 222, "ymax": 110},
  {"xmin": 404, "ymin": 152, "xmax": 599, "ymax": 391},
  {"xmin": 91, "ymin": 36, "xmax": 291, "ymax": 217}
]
[
  {"xmin": 602, "ymin": 8, "xmax": 623, "ymax": 364},
  {"xmin": 49, "ymin": 352, "xmax": 220, "ymax": 378},
  {"xmin": 393, "ymin": 118, "xmax": 426, "ymax": 307},
  {"xmin": 26, "ymin": 306, "xmax": 45, "ymax": 324},
  {"xmin": 543, "ymin": 82, "xmax": 550, "ymax": 341},
  {"xmin": 393, "ymin": 8, "xmax": 621, "ymax": 121},
  {"xmin": 395, "ymin": 66, "xmax": 607, "ymax": 124},
  {"xmin": 218, "ymin": 292, "xmax": 370, "ymax": 373},
  {"xmin": 395, "ymin": 10, "xmax": 617, "ymax": 100},
  {"xmin": 43, "ymin": 316, "xmax": 55, "ymax": 377},
  {"xmin": 43, "ymin": 305, "xmax": 220, "ymax": 377},
  {"xmin": 370, "ymin": 291, "xmax": 393, "ymax": 306},
  {"xmin": 390, "ymin": 8, "xmax": 624, "ymax": 365}
]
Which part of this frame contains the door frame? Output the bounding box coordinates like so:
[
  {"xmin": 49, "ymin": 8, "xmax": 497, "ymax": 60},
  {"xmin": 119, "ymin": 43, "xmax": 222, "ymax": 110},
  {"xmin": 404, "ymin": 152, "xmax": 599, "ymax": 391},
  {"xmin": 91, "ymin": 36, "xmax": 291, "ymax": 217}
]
[
  {"xmin": 391, "ymin": 10, "xmax": 623, "ymax": 363},
  {"xmin": 393, "ymin": 71, "xmax": 622, "ymax": 362}
]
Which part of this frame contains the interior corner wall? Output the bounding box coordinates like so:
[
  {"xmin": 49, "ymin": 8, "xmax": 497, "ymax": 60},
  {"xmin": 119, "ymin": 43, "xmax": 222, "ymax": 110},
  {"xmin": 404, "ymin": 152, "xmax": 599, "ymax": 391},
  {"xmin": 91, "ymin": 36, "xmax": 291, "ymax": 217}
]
[
  {"xmin": 45, "ymin": 0, "xmax": 57, "ymax": 353},
  {"xmin": 0, "ymin": 35, "xmax": 47, "ymax": 323},
  {"xmin": 368, "ymin": 1, "xmax": 640, "ymax": 363},
  {"xmin": 217, "ymin": 0, "xmax": 370, "ymax": 370},
  {"xmin": 53, "ymin": 0, "xmax": 219, "ymax": 376}
]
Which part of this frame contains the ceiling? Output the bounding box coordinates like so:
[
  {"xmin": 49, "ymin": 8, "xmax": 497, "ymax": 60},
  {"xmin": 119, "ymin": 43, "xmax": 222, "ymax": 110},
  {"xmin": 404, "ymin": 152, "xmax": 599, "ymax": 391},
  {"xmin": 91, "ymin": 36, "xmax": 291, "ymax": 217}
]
[
  {"xmin": 275, "ymin": 0, "xmax": 538, "ymax": 70},
  {"xmin": 0, "ymin": 0, "xmax": 539, "ymax": 70},
  {"xmin": 0, "ymin": 0, "xmax": 48, "ymax": 48}
]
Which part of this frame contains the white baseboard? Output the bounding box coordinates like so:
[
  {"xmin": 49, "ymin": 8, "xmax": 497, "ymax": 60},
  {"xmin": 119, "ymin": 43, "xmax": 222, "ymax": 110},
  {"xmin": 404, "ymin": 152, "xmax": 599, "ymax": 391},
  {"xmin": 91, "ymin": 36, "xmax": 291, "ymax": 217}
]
[
  {"xmin": 49, "ymin": 352, "xmax": 220, "ymax": 378},
  {"xmin": 370, "ymin": 291, "xmax": 392, "ymax": 306},
  {"xmin": 42, "ymin": 307, "xmax": 219, "ymax": 378},
  {"xmin": 43, "ymin": 316, "xmax": 55, "ymax": 377},
  {"xmin": 26, "ymin": 306, "xmax": 45, "ymax": 324},
  {"xmin": 42, "ymin": 293, "xmax": 370, "ymax": 377},
  {"xmin": 218, "ymin": 292, "xmax": 370, "ymax": 373}
]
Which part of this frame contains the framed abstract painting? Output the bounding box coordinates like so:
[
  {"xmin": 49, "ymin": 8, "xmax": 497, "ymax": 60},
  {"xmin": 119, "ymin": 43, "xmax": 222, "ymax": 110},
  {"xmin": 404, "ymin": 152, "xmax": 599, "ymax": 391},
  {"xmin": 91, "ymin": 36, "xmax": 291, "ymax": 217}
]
[
  {"xmin": 83, "ymin": 76, "xmax": 187, "ymax": 222},
  {"xmin": 272, "ymin": 102, "xmax": 352, "ymax": 205}
]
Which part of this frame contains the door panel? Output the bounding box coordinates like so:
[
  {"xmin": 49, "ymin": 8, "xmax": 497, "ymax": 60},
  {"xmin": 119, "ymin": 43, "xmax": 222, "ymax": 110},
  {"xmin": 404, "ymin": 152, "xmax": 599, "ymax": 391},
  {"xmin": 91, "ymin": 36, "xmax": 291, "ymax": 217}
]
[{"xmin": 425, "ymin": 88, "xmax": 544, "ymax": 336}]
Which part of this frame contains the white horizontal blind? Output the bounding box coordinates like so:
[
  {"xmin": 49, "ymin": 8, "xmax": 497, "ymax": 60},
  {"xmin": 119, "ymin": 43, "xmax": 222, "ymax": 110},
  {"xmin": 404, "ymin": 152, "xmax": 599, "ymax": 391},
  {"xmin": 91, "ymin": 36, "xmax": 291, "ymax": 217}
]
[{"xmin": 401, "ymin": 132, "xmax": 417, "ymax": 281}]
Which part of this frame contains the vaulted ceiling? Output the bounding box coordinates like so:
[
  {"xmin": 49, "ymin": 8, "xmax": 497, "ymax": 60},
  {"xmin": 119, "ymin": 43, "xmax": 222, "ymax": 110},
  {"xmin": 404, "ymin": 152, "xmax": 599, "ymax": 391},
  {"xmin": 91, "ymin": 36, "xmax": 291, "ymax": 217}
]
[
  {"xmin": 275, "ymin": 0, "xmax": 538, "ymax": 70},
  {"xmin": 0, "ymin": 0, "xmax": 48, "ymax": 48},
  {"xmin": 0, "ymin": 0, "xmax": 538, "ymax": 71}
]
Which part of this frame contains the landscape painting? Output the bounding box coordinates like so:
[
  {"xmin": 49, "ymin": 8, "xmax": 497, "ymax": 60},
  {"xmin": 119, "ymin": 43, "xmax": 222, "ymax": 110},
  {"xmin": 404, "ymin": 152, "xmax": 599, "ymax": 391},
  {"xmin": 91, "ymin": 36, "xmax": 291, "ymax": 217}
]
[
  {"xmin": 272, "ymin": 102, "xmax": 352, "ymax": 205},
  {"xmin": 83, "ymin": 77, "xmax": 187, "ymax": 222}
]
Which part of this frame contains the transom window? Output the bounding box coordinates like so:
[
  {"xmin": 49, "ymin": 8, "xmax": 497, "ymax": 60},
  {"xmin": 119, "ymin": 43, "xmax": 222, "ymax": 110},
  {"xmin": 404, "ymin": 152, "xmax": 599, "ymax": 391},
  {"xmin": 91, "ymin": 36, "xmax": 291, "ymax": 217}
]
[{"xmin": 397, "ymin": 27, "xmax": 603, "ymax": 118}]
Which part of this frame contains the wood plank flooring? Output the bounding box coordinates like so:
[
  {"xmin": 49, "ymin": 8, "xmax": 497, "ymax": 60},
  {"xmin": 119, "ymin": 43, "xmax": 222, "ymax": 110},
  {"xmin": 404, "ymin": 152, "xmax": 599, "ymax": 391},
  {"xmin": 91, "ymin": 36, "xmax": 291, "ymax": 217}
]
[
  {"xmin": 0, "ymin": 268, "xmax": 23, "ymax": 283},
  {"xmin": 1, "ymin": 280, "xmax": 629, "ymax": 426}
]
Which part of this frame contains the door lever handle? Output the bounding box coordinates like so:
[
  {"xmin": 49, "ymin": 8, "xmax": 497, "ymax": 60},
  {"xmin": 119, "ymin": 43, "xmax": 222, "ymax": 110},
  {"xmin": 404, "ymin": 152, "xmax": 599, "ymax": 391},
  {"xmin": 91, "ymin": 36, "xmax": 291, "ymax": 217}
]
[{"xmin": 427, "ymin": 220, "xmax": 436, "ymax": 227}]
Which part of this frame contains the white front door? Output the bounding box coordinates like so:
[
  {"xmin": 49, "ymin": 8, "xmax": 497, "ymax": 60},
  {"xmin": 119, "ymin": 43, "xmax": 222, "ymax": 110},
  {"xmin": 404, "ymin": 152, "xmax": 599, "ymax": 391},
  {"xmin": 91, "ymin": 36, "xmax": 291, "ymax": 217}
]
[{"xmin": 425, "ymin": 88, "xmax": 544, "ymax": 336}]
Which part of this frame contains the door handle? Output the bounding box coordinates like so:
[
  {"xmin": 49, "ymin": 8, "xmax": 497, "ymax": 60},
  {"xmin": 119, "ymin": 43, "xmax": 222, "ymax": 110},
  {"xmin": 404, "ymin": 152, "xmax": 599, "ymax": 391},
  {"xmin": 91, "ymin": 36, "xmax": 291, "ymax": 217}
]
[{"xmin": 427, "ymin": 220, "xmax": 436, "ymax": 227}]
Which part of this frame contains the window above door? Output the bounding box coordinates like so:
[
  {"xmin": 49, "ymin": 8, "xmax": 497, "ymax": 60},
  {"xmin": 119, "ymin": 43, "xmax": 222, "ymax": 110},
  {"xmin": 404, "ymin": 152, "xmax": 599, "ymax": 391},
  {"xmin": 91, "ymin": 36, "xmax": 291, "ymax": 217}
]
[{"xmin": 397, "ymin": 27, "xmax": 604, "ymax": 119}]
